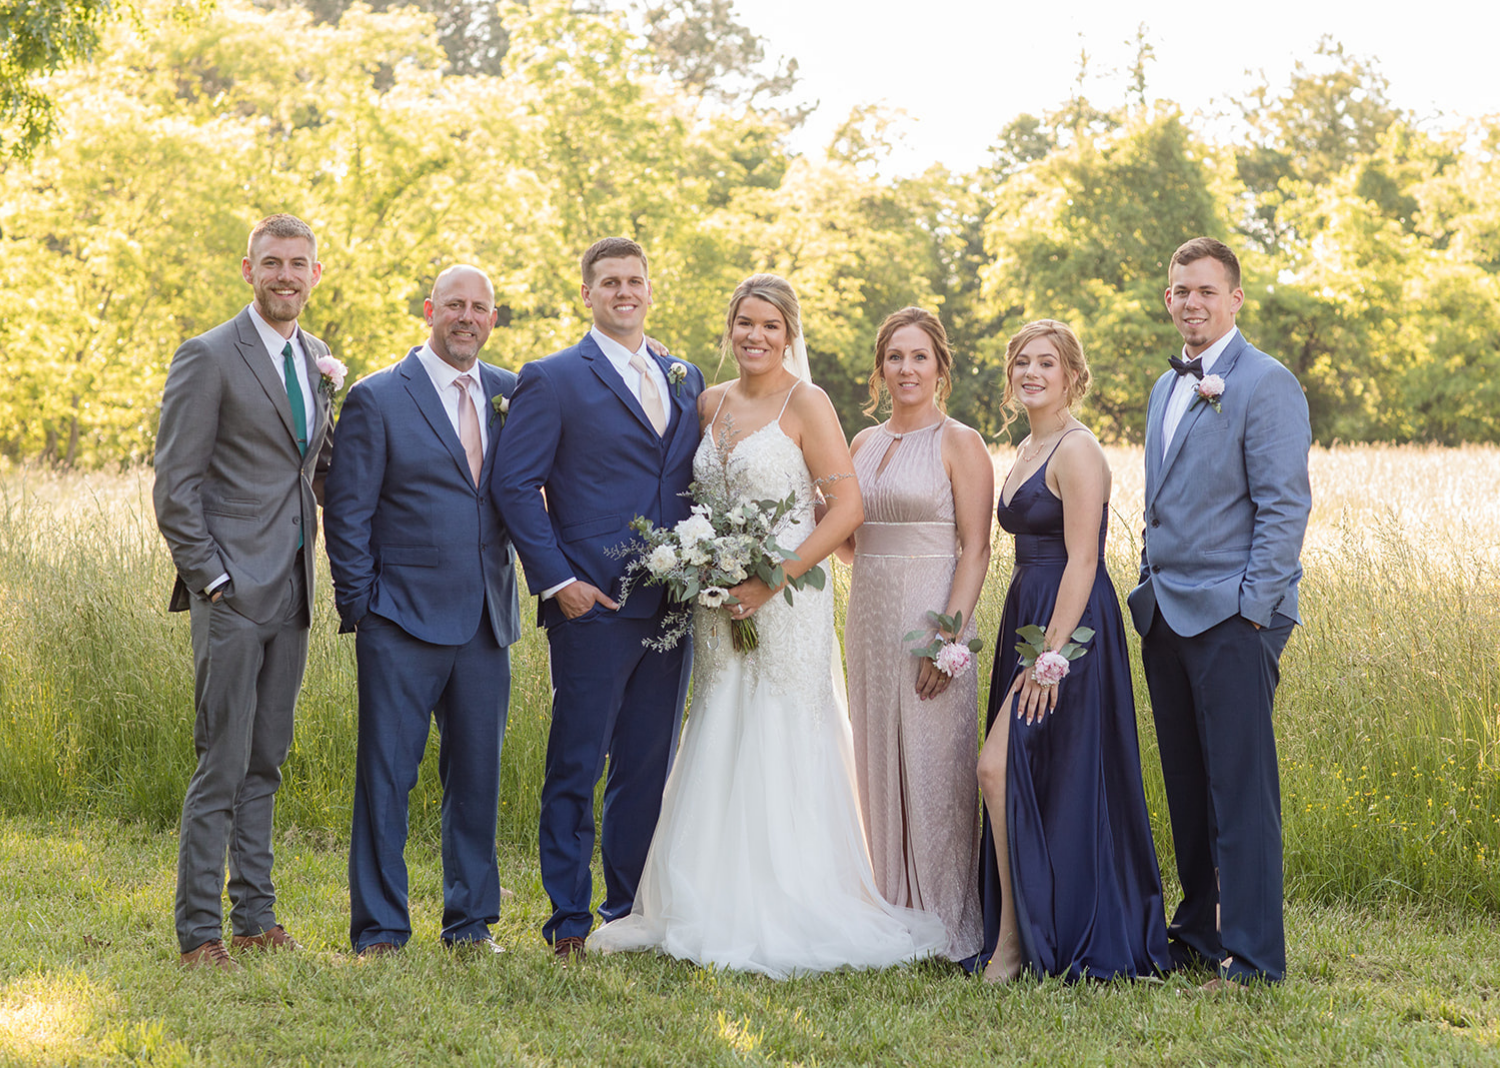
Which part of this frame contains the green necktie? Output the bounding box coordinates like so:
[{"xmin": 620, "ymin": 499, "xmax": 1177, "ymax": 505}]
[
  {"xmin": 282, "ymin": 341, "xmax": 308, "ymax": 456},
  {"xmin": 282, "ymin": 341, "xmax": 307, "ymax": 549}
]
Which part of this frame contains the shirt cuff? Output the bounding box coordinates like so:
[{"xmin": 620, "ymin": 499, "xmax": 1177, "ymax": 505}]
[
  {"xmin": 205, "ymin": 574, "xmax": 230, "ymax": 595},
  {"xmin": 541, "ymin": 577, "xmax": 576, "ymax": 600}
]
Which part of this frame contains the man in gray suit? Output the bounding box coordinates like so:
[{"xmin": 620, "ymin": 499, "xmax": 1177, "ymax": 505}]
[
  {"xmin": 1128, "ymin": 237, "xmax": 1311, "ymax": 987},
  {"xmin": 153, "ymin": 213, "xmax": 335, "ymax": 970}
]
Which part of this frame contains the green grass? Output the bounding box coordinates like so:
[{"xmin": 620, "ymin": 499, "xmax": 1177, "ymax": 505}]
[
  {"xmin": 2, "ymin": 449, "xmax": 1499, "ymax": 1063},
  {"xmin": 3, "ymin": 816, "xmax": 1499, "ymax": 1066}
]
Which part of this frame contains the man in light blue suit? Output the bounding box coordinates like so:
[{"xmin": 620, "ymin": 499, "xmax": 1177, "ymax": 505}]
[
  {"xmin": 492, "ymin": 237, "xmax": 703, "ymax": 961},
  {"xmin": 1127, "ymin": 237, "xmax": 1311, "ymax": 986},
  {"xmin": 324, "ymin": 264, "xmax": 520, "ymax": 956}
]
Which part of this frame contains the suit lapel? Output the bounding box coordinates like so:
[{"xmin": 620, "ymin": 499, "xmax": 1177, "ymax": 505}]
[
  {"xmin": 400, "ymin": 348, "xmax": 475, "ymax": 486},
  {"xmin": 1154, "ymin": 332, "xmax": 1248, "ymax": 492},
  {"xmin": 582, "ymin": 334, "xmax": 658, "ymax": 438},
  {"xmin": 297, "ymin": 328, "xmax": 331, "ymax": 469},
  {"xmin": 1143, "ymin": 374, "xmax": 1170, "ymax": 506},
  {"xmin": 653, "ymin": 350, "xmax": 693, "ymax": 455},
  {"xmin": 234, "ymin": 310, "xmax": 299, "ymax": 447},
  {"xmin": 477, "ymin": 363, "xmax": 509, "ymax": 485}
]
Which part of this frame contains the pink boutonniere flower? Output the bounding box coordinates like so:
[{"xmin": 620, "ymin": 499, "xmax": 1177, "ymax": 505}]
[
  {"xmin": 316, "ymin": 354, "xmax": 348, "ymax": 395},
  {"xmin": 1191, "ymin": 373, "xmax": 1225, "ymax": 413}
]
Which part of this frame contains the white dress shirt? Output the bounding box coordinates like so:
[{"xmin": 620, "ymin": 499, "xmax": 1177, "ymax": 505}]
[
  {"xmin": 589, "ymin": 326, "xmax": 671, "ymax": 421},
  {"xmin": 247, "ymin": 303, "xmax": 315, "ymax": 423},
  {"xmin": 416, "ymin": 343, "xmax": 489, "ymax": 455},
  {"xmin": 1162, "ymin": 326, "xmax": 1239, "ymax": 458}
]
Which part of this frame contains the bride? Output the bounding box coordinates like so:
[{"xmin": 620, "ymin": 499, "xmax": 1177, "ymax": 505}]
[{"xmin": 589, "ymin": 274, "xmax": 947, "ymax": 977}]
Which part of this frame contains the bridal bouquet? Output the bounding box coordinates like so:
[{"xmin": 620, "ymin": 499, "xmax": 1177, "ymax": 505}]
[{"xmin": 620, "ymin": 485, "xmax": 826, "ymax": 652}]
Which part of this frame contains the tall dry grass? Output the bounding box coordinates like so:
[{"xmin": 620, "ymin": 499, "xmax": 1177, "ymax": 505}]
[{"xmin": 1, "ymin": 444, "xmax": 1496, "ymax": 907}]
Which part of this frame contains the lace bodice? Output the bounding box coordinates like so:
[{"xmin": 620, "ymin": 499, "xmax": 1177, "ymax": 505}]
[{"xmin": 689, "ymin": 417, "xmax": 836, "ymax": 716}]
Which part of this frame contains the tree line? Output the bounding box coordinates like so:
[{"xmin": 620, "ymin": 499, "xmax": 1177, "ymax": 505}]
[{"xmin": 2, "ymin": 0, "xmax": 1497, "ymax": 467}]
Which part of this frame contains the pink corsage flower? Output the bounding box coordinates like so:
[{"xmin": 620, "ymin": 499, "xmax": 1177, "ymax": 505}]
[
  {"xmin": 933, "ymin": 641, "xmax": 974, "ymax": 678},
  {"xmin": 316, "ymin": 354, "xmax": 348, "ymax": 395},
  {"xmin": 1031, "ymin": 650, "xmax": 1071, "ymax": 687},
  {"xmin": 1191, "ymin": 373, "xmax": 1225, "ymax": 413}
]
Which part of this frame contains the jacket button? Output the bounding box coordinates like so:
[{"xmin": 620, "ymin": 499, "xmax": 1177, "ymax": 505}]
[
  {"xmin": 293, "ymin": 516, "xmax": 301, "ymax": 525},
  {"xmin": 1151, "ymin": 564, "xmax": 1160, "ymax": 573},
  {"xmin": 1150, "ymin": 518, "xmax": 1160, "ymax": 527}
]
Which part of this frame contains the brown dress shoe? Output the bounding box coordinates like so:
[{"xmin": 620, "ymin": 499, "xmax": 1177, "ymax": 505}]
[
  {"xmin": 232, "ymin": 924, "xmax": 300, "ymax": 952},
  {"xmin": 447, "ymin": 937, "xmax": 506, "ymax": 957},
  {"xmin": 358, "ymin": 941, "xmax": 400, "ymax": 958},
  {"xmin": 552, "ymin": 936, "xmax": 586, "ymax": 963},
  {"xmin": 180, "ymin": 939, "xmax": 242, "ymax": 972}
]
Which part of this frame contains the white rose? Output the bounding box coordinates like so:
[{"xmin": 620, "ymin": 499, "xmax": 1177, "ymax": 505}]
[
  {"xmin": 674, "ymin": 514, "xmax": 716, "ymax": 548},
  {"xmin": 646, "ymin": 544, "xmax": 679, "ymax": 576},
  {"xmin": 698, "ymin": 586, "xmax": 728, "ymax": 608}
]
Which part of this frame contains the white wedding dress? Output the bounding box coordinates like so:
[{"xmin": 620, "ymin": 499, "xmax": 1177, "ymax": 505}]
[{"xmin": 588, "ymin": 397, "xmax": 947, "ymax": 978}]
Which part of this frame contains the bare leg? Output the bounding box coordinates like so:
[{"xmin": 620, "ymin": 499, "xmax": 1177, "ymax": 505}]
[{"xmin": 977, "ymin": 721, "xmax": 1023, "ymax": 984}]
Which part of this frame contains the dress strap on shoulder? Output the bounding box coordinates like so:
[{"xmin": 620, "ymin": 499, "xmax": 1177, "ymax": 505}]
[
  {"xmin": 776, "ymin": 380, "xmax": 800, "ymax": 420},
  {"xmin": 1041, "ymin": 425, "xmax": 1087, "ymax": 466},
  {"xmin": 708, "ymin": 387, "xmax": 730, "ymax": 426}
]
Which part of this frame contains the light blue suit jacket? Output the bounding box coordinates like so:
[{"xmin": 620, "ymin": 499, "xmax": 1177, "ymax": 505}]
[{"xmin": 1127, "ymin": 330, "xmax": 1312, "ymax": 638}]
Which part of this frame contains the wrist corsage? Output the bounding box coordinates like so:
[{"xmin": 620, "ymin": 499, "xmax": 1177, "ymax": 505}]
[
  {"xmin": 1188, "ymin": 373, "xmax": 1225, "ymax": 413},
  {"xmin": 906, "ymin": 610, "xmax": 984, "ymax": 678},
  {"xmin": 1014, "ymin": 623, "xmax": 1094, "ymax": 686}
]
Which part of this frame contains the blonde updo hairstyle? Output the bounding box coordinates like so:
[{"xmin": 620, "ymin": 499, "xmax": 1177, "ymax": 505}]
[
  {"xmin": 863, "ymin": 306, "xmax": 954, "ymax": 418},
  {"xmin": 718, "ymin": 273, "xmax": 803, "ymax": 370},
  {"xmin": 999, "ymin": 319, "xmax": 1091, "ymax": 435}
]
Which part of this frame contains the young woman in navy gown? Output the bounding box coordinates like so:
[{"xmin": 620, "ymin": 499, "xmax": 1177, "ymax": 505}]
[{"xmin": 976, "ymin": 320, "xmax": 1171, "ymax": 983}]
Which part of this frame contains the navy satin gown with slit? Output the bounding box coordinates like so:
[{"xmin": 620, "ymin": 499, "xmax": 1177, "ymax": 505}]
[{"xmin": 979, "ymin": 449, "xmax": 1171, "ymax": 980}]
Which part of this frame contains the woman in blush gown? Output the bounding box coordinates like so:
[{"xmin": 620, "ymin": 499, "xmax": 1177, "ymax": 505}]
[
  {"xmin": 839, "ymin": 307, "xmax": 991, "ymax": 964},
  {"xmin": 976, "ymin": 319, "xmax": 1170, "ymax": 984},
  {"xmin": 588, "ymin": 275, "xmax": 945, "ymax": 978}
]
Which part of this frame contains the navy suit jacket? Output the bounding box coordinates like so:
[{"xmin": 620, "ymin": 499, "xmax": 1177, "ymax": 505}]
[
  {"xmin": 492, "ymin": 333, "xmax": 704, "ymax": 629},
  {"xmin": 323, "ymin": 348, "xmax": 521, "ymax": 647},
  {"xmin": 1128, "ymin": 330, "xmax": 1312, "ymax": 639}
]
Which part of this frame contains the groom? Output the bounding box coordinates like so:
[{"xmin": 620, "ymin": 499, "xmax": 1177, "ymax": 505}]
[
  {"xmin": 492, "ymin": 237, "xmax": 703, "ymax": 960},
  {"xmin": 1128, "ymin": 237, "xmax": 1311, "ymax": 986}
]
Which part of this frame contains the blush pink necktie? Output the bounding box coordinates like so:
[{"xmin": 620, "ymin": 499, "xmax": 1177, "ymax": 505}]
[
  {"xmin": 629, "ymin": 352, "xmax": 667, "ymax": 436},
  {"xmin": 455, "ymin": 375, "xmax": 483, "ymax": 486}
]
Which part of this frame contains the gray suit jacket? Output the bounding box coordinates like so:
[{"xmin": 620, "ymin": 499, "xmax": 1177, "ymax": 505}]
[
  {"xmin": 1127, "ymin": 331, "xmax": 1312, "ymax": 638},
  {"xmin": 153, "ymin": 307, "xmax": 335, "ymax": 624}
]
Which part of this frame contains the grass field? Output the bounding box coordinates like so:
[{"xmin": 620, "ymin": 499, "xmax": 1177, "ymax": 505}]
[{"xmin": 1, "ymin": 444, "xmax": 1498, "ymax": 1064}]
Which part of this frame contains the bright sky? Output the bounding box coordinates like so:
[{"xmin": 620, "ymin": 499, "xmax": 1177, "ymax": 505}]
[{"xmin": 733, "ymin": 0, "xmax": 1500, "ymax": 175}]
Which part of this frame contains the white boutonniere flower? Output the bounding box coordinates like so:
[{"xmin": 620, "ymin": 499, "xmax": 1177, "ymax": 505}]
[
  {"xmin": 668, "ymin": 362, "xmax": 688, "ymax": 396},
  {"xmin": 491, "ymin": 393, "xmax": 509, "ymax": 428},
  {"xmin": 316, "ymin": 354, "xmax": 348, "ymax": 395},
  {"xmin": 1190, "ymin": 374, "xmax": 1225, "ymax": 414}
]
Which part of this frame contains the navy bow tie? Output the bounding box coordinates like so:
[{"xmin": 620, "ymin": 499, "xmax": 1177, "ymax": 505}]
[{"xmin": 1169, "ymin": 355, "xmax": 1204, "ymax": 379}]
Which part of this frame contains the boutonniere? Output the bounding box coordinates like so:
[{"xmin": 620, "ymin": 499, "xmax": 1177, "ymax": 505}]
[
  {"xmin": 667, "ymin": 362, "xmax": 688, "ymax": 397},
  {"xmin": 490, "ymin": 393, "xmax": 509, "ymax": 428},
  {"xmin": 1189, "ymin": 373, "xmax": 1225, "ymax": 414},
  {"xmin": 316, "ymin": 354, "xmax": 348, "ymax": 396}
]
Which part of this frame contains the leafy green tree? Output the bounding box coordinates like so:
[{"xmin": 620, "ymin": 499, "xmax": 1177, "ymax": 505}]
[
  {"xmin": 981, "ymin": 109, "xmax": 1225, "ymax": 441},
  {"xmin": 1232, "ymin": 37, "xmax": 1406, "ymax": 254}
]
